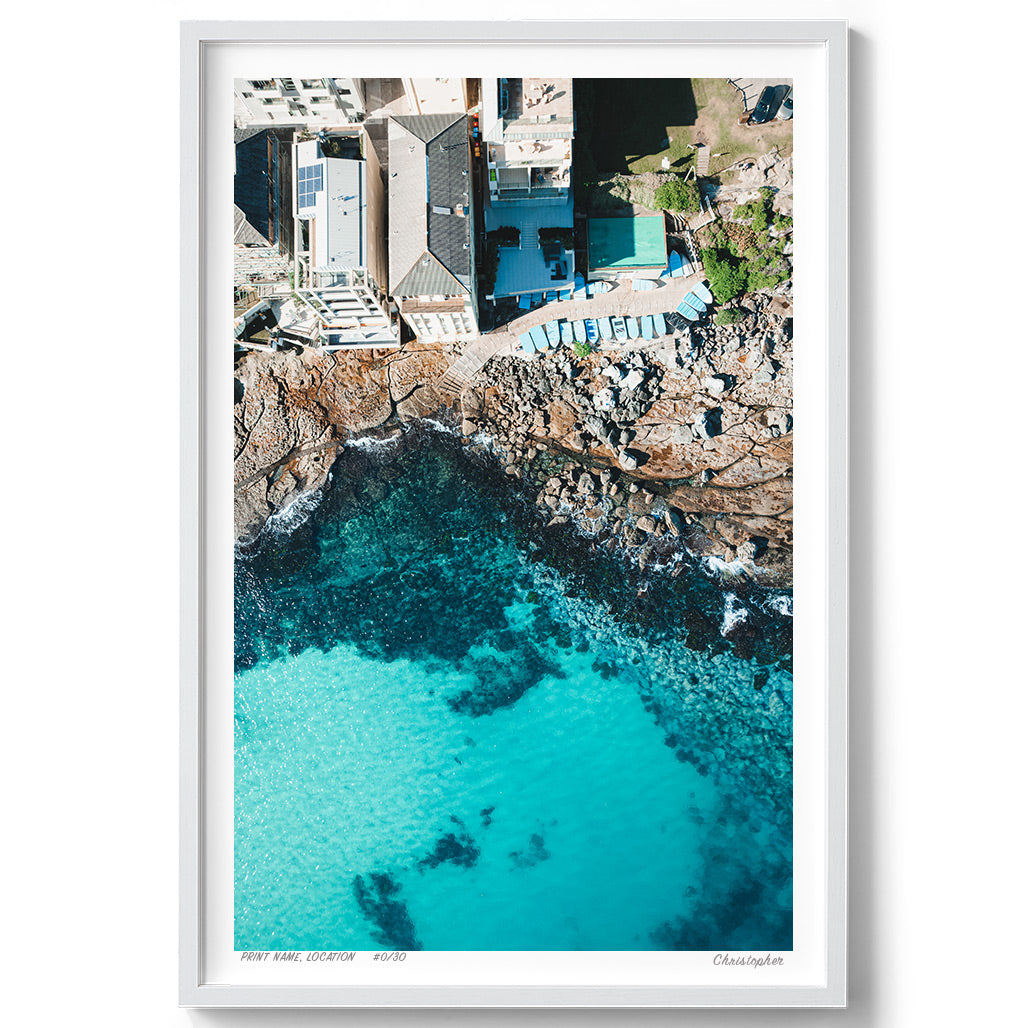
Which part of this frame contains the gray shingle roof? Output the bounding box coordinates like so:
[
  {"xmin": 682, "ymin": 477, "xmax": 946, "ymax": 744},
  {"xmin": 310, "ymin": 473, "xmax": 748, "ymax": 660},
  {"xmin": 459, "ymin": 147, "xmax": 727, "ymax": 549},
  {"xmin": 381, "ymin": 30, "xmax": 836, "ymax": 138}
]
[
  {"xmin": 388, "ymin": 114, "xmax": 473, "ymax": 298},
  {"xmin": 233, "ymin": 204, "xmax": 271, "ymax": 247},
  {"xmin": 392, "ymin": 113, "xmax": 463, "ymax": 144}
]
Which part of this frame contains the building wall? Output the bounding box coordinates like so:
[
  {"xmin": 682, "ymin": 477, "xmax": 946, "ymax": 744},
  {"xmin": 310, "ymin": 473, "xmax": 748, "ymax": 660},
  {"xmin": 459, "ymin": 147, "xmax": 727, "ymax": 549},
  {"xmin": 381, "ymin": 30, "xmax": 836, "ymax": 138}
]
[
  {"xmin": 235, "ymin": 77, "xmax": 365, "ymax": 126},
  {"xmin": 363, "ymin": 127, "xmax": 389, "ymax": 296},
  {"xmin": 399, "ymin": 297, "xmax": 478, "ymax": 342}
]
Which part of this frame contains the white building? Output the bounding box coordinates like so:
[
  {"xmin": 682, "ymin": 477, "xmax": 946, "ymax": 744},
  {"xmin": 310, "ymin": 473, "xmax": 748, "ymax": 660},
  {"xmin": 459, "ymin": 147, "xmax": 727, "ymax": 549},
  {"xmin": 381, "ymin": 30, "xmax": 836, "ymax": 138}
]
[
  {"xmin": 292, "ymin": 138, "xmax": 398, "ymax": 350},
  {"xmin": 235, "ymin": 78, "xmax": 365, "ymax": 127},
  {"xmin": 401, "ymin": 78, "xmax": 469, "ymax": 115},
  {"xmin": 480, "ymin": 79, "xmax": 576, "ymax": 301},
  {"xmin": 481, "ymin": 78, "xmax": 574, "ymax": 203}
]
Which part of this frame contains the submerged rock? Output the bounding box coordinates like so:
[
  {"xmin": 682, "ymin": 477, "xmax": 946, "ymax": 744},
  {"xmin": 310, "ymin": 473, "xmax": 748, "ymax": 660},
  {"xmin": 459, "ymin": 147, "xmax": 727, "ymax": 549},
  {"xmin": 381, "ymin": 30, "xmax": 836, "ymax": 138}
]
[{"xmin": 353, "ymin": 872, "xmax": 423, "ymax": 950}]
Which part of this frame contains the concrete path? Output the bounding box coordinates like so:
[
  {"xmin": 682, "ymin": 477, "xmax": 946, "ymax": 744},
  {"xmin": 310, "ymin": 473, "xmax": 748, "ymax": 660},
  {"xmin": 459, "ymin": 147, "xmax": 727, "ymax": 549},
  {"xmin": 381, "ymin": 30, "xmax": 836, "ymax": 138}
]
[
  {"xmin": 434, "ymin": 269, "xmax": 708, "ymax": 395},
  {"xmin": 495, "ymin": 269, "xmax": 706, "ymax": 336},
  {"xmin": 436, "ymin": 333, "xmax": 516, "ymax": 394}
]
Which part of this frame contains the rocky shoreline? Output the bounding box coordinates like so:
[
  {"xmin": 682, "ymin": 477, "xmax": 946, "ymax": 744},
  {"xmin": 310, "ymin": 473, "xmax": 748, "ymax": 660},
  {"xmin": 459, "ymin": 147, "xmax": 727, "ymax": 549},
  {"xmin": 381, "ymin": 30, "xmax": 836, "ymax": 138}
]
[
  {"xmin": 459, "ymin": 289, "xmax": 793, "ymax": 589},
  {"xmin": 234, "ymin": 290, "xmax": 793, "ymax": 589}
]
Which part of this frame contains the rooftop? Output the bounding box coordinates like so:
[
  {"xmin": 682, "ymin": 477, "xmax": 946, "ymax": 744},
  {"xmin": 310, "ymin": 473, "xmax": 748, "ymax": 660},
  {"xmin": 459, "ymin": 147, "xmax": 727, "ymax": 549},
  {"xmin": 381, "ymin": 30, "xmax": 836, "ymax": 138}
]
[
  {"xmin": 294, "ymin": 140, "xmax": 367, "ymax": 272},
  {"xmin": 506, "ymin": 78, "xmax": 573, "ymax": 123},
  {"xmin": 388, "ymin": 114, "xmax": 473, "ymax": 297},
  {"xmin": 481, "ymin": 78, "xmax": 574, "ymax": 144},
  {"xmin": 485, "ymin": 191, "xmax": 574, "ymax": 298}
]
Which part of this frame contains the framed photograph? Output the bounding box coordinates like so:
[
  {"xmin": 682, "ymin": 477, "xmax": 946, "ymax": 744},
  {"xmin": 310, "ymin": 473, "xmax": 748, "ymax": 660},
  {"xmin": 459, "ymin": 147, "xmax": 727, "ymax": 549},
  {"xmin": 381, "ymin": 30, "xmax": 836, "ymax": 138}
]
[{"xmin": 181, "ymin": 19, "xmax": 848, "ymax": 1007}]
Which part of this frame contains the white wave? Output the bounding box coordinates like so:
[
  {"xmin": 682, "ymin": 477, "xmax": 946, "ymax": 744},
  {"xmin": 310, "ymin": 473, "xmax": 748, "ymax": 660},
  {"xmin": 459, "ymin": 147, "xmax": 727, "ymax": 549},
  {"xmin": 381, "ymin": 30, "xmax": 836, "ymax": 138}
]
[
  {"xmin": 720, "ymin": 592, "xmax": 749, "ymax": 637},
  {"xmin": 702, "ymin": 555, "xmax": 750, "ymax": 579},
  {"xmin": 763, "ymin": 594, "xmax": 793, "ymax": 617},
  {"xmin": 466, "ymin": 430, "xmax": 501, "ymax": 452},
  {"xmin": 344, "ymin": 432, "xmax": 403, "ymax": 451},
  {"xmin": 264, "ymin": 486, "xmax": 325, "ymax": 537},
  {"xmin": 420, "ymin": 417, "xmax": 461, "ymax": 437}
]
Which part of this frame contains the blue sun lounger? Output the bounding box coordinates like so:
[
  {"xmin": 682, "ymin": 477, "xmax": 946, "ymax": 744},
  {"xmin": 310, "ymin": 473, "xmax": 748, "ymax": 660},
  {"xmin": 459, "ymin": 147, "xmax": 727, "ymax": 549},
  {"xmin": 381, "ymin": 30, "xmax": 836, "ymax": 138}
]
[
  {"xmin": 682, "ymin": 292, "xmax": 707, "ymax": 313},
  {"xmin": 612, "ymin": 316, "xmax": 628, "ymax": 341},
  {"xmin": 633, "ymin": 278, "xmax": 656, "ymax": 291},
  {"xmin": 519, "ymin": 332, "xmax": 536, "ymax": 354},
  {"xmin": 574, "ymin": 273, "xmax": 586, "ymax": 299},
  {"xmin": 675, "ymin": 302, "xmax": 700, "ymax": 321},
  {"xmin": 651, "ymin": 312, "xmax": 668, "ymax": 336},
  {"xmin": 545, "ymin": 320, "xmax": 560, "ymax": 346},
  {"xmin": 585, "ymin": 319, "xmax": 599, "ymax": 343},
  {"xmin": 573, "ymin": 320, "xmax": 588, "ymax": 343},
  {"xmin": 598, "ymin": 316, "xmax": 614, "ymax": 341},
  {"xmin": 626, "ymin": 317, "xmax": 640, "ymax": 339},
  {"xmin": 560, "ymin": 286, "xmax": 573, "ymax": 300},
  {"xmin": 693, "ymin": 281, "xmax": 714, "ymax": 304},
  {"xmin": 560, "ymin": 321, "xmax": 574, "ymax": 345},
  {"xmin": 518, "ymin": 293, "xmax": 532, "ymax": 310},
  {"xmin": 545, "ymin": 291, "xmax": 557, "ymax": 302},
  {"xmin": 641, "ymin": 315, "xmax": 655, "ymax": 340},
  {"xmin": 668, "ymin": 251, "xmax": 684, "ymax": 278},
  {"xmin": 529, "ymin": 324, "xmax": 549, "ymax": 350},
  {"xmin": 681, "ymin": 257, "xmax": 694, "ymax": 276}
]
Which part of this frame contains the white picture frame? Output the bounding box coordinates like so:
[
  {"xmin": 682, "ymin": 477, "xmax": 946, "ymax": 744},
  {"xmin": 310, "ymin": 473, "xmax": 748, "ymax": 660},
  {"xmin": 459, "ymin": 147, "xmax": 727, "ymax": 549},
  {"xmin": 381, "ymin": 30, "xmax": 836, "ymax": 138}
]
[{"xmin": 181, "ymin": 19, "xmax": 848, "ymax": 1008}]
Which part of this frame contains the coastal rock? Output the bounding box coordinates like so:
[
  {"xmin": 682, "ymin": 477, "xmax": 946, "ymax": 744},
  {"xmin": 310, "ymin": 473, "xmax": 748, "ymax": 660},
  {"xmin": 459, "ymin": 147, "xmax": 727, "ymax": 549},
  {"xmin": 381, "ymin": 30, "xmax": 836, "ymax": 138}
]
[{"xmin": 622, "ymin": 369, "xmax": 645, "ymax": 391}]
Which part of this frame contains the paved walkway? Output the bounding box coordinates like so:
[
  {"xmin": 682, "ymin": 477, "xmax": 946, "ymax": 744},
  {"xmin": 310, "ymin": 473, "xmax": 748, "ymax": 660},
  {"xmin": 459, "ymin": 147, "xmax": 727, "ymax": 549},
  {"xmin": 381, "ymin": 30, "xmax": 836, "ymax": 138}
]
[
  {"xmin": 497, "ymin": 269, "xmax": 706, "ymax": 336},
  {"xmin": 434, "ymin": 269, "xmax": 708, "ymax": 394},
  {"xmin": 437, "ymin": 333, "xmax": 515, "ymax": 393}
]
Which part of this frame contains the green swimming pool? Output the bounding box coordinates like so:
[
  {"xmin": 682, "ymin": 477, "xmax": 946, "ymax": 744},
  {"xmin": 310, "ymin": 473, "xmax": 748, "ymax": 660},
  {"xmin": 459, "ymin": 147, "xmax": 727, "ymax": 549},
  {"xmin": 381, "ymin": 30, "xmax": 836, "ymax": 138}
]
[{"xmin": 587, "ymin": 215, "xmax": 667, "ymax": 271}]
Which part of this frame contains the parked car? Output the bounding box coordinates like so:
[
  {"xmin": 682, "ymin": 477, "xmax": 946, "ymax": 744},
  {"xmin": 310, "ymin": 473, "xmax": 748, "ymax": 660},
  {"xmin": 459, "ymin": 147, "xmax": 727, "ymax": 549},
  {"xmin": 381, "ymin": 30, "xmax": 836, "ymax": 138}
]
[
  {"xmin": 777, "ymin": 87, "xmax": 793, "ymax": 121},
  {"xmin": 749, "ymin": 86, "xmax": 775, "ymax": 125}
]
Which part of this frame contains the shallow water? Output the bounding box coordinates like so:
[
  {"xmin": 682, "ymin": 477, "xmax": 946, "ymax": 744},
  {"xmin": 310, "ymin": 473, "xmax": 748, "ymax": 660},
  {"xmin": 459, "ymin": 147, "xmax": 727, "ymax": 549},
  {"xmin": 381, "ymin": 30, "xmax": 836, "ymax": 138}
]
[{"xmin": 234, "ymin": 427, "xmax": 793, "ymax": 951}]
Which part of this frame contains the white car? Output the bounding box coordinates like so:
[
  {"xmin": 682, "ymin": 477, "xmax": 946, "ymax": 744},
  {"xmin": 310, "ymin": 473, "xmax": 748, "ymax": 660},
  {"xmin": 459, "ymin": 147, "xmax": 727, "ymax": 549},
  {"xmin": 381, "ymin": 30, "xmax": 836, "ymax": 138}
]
[{"xmin": 777, "ymin": 87, "xmax": 793, "ymax": 120}]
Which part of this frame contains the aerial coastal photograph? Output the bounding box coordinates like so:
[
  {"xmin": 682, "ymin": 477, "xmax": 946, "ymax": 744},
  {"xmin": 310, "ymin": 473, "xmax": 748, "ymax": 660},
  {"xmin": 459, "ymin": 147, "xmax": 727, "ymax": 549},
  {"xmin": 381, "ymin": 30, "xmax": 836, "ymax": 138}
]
[{"xmin": 232, "ymin": 75, "xmax": 795, "ymax": 952}]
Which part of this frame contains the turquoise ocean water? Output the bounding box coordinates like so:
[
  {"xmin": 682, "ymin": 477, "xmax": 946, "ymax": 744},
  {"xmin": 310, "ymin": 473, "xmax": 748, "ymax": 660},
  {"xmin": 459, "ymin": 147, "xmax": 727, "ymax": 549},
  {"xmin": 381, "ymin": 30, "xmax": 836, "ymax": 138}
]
[{"xmin": 234, "ymin": 427, "xmax": 793, "ymax": 951}]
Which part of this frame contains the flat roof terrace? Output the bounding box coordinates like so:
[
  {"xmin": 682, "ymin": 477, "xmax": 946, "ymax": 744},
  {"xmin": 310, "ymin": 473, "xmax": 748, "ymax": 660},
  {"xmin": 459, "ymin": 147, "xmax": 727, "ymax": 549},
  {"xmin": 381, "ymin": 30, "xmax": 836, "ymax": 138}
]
[{"xmin": 587, "ymin": 215, "xmax": 668, "ymax": 272}]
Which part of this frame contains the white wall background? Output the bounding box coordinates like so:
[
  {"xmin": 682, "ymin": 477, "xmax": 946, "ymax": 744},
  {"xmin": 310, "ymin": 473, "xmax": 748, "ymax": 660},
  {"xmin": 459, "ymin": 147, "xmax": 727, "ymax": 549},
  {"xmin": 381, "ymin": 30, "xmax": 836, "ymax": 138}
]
[{"xmin": 3, "ymin": 2, "xmax": 1021, "ymax": 1025}]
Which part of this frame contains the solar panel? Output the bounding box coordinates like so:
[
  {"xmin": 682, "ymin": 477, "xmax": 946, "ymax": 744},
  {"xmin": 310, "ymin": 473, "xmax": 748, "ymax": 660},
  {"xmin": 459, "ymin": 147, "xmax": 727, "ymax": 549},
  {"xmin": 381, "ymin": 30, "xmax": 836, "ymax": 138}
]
[{"xmin": 297, "ymin": 165, "xmax": 323, "ymax": 210}]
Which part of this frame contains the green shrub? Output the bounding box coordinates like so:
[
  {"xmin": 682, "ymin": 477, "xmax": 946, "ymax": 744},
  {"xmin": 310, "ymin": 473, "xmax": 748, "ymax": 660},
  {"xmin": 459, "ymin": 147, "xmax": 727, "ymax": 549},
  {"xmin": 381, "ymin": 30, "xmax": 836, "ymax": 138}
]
[
  {"xmin": 491, "ymin": 226, "xmax": 520, "ymax": 247},
  {"xmin": 733, "ymin": 199, "xmax": 767, "ymax": 231},
  {"xmin": 481, "ymin": 239, "xmax": 500, "ymax": 295},
  {"xmin": 572, "ymin": 340, "xmax": 593, "ymax": 358},
  {"xmin": 714, "ymin": 308, "xmax": 747, "ymax": 326},
  {"xmin": 538, "ymin": 227, "xmax": 575, "ymax": 250},
  {"xmin": 700, "ymin": 247, "xmax": 747, "ymax": 303},
  {"xmin": 654, "ymin": 176, "xmax": 700, "ymax": 214}
]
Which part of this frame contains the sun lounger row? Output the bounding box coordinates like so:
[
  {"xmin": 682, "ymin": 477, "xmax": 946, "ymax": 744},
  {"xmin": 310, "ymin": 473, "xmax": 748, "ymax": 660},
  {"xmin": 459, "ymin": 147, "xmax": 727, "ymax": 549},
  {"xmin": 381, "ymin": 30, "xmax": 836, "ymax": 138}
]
[
  {"xmin": 517, "ymin": 278, "xmax": 712, "ymax": 353},
  {"xmin": 520, "ymin": 312, "xmax": 677, "ymax": 353},
  {"xmin": 673, "ymin": 281, "xmax": 715, "ymax": 320}
]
